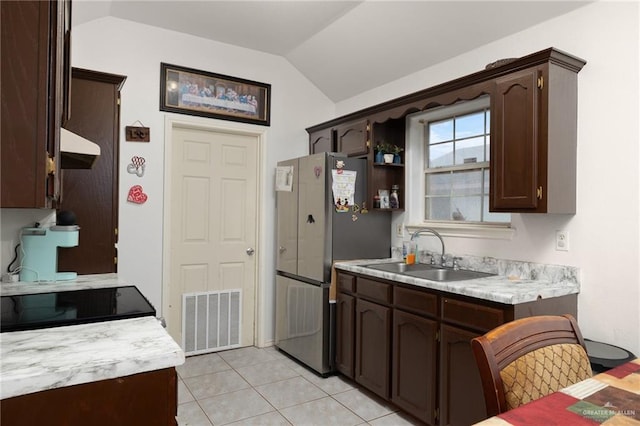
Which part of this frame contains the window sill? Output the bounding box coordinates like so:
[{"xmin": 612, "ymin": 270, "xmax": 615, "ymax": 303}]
[{"xmin": 405, "ymin": 223, "xmax": 515, "ymax": 240}]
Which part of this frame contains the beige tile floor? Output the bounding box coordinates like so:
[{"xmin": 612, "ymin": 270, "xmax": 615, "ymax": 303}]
[{"xmin": 176, "ymin": 346, "xmax": 423, "ymax": 426}]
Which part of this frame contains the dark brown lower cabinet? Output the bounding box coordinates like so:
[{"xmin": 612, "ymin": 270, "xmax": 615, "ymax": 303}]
[
  {"xmin": 392, "ymin": 309, "xmax": 438, "ymax": 424},
  {"xmin": 439, "ymin": 324, "xmax": 486, "ymax": 426},
  {"xmin": 335, "ymin": 292, "xmax": 356, "ymax": 378},
  {"xmin": 355, "ymin": 298, "xmax": 391, "ymax": 399},
  {"xmin": 0, "ymin": 368, "xmax": 178, "ymax": 426},
  {"xmin": 336, "ymin": 271, "xmax": 578, "ymax": 426}
]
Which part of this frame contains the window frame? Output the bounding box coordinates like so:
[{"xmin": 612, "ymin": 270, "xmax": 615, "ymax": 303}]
[{"xmin": 404, "ymin": 96, "xmax": 514, "ymax": 240}]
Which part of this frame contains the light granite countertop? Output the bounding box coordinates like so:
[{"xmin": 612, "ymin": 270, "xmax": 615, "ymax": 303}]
[
  {"xmin": 0, "ymin": 273, "xmax": 125, "ymax": 296},
  {"xmin": 0, "ymin": 274, "xmax": 185, "ymax": 400},
  {"xmin": 334, "ymin": 258, "xmax": 580, "ymax": 305}
]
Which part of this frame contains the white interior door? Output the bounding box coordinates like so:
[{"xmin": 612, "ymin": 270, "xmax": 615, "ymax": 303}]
[{"xmin": 167, "ymin": 124, "xmax": 258, "ymax": 348}]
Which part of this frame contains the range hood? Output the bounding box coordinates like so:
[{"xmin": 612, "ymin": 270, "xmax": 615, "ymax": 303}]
[{"xmin": 60, "ymin": 128, "xmax": 101, "ymax": 169}]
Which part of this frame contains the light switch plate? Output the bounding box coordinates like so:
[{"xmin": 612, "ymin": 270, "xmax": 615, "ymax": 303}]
[{"xmin": 396, "ymin": 223, "xmax": 404, "ymax": 237}]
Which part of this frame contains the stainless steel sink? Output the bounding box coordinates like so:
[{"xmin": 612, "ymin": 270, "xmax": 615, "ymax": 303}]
[
  {"xmin": 365, "ymin": 262, "xmax": 440, "ymax": 274},
  {"xmin": 364, "ymin": 262, "xmax": 495, "ymax": 282},
  {"xmin": 404, "ymin": 268, "xmax": 495, "ymax": 282}
]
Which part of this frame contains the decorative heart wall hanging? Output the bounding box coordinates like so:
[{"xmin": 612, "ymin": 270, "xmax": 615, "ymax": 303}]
[
  {"xmin": 127, "ymin": 185, "xmax": 148, "ymax": 204},
  {"xmin": 126, "ymin": 156, "xmax": 146, "ymax": 177}
]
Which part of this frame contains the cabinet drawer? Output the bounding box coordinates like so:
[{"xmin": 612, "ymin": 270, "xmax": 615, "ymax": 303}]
[
  {"xmin": 357, "ymin": 277, "xmax": 391, "ymax": 304},
  {"xmin": 337, "ymin": 273, "xmax": 356, "ymax": 294},
  {"xmin": 394, "ymin": 286, "xmax": 438, "ymax": 317},
  {"xmin": 442, "ymin": 297, "xmax": 505, "ymax": 332}
]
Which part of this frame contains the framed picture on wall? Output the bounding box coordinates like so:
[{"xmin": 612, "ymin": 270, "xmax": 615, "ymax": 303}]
[{"xmin": 160, "ymin": 63, "xmax": 271, "ymax": 126}]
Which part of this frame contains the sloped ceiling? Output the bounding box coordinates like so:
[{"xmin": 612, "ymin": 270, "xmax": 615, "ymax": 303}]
[{"xmin": 73, "ymin": 0, "xmax": 591, "ymax": 102}]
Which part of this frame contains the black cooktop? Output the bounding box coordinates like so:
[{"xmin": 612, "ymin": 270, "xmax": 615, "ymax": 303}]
[{"xmin": 0, "ymin": 286, "xmax": 156, "ymax": 333}]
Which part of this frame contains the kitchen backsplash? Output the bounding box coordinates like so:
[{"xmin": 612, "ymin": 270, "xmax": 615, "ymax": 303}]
[{"xmin": 391, "ymin": 246, "xmax": 580, "ymax": 285}]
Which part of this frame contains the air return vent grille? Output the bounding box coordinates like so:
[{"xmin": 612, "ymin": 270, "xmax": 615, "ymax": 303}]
[{"xmin": 182, "ymin": 289, "xmax": 241, "ymax": 356}]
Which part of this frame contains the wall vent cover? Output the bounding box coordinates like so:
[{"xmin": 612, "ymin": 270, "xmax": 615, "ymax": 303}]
[{"xmin": 182, "ymin": 289, "xmax": 242, "ymax": 356}]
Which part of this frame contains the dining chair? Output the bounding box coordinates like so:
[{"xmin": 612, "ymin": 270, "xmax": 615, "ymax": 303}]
[{"xmin": 471, "ymin": 314, "xmax": 592, "ymax": 417}]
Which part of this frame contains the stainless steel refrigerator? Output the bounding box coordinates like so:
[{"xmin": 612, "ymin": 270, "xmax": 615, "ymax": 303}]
[{"xmin": 275, "ymin": 152, "xmax": 391, "ymax": 375}]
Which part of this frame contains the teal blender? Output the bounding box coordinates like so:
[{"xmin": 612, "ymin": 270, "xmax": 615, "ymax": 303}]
[{"xmin": 19, "ymin": 212, "xmax": 79, "ymax": 282}]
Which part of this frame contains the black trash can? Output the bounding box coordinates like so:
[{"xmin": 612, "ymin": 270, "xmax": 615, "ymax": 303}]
[{"xmin": 584, "ymin": 338, "xmax": 636, "ymax": 373}]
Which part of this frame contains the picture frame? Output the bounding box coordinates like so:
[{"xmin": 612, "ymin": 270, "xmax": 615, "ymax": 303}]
[
  {"xmin": 378, "ymin": 189, "xmax": 390, "ymax": 209},
  {"xmin": 160, "ymin": 63, "xmax": 271, "ymax": 126}
]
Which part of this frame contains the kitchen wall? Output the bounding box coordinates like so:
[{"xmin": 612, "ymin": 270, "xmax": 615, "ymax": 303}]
[{"xmin": 337, "ymin": 1, "xmax": 640, "ymax": 356}]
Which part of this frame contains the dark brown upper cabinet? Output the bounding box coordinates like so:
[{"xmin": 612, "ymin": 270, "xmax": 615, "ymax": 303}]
[
  {"xmin": 491, "ymin": 68, "xmax": 539, "ymax": 211},
  {"xmin": 335, "ymin": 119, "xmax": 370, "ymax": 157},
  {"xmin": 57, "ymin": 68, "xmax": 126, "ymax": 275},
  {"xmin": 491, "ymin": 57, "xmax": 585, "ymax": 213},
  {"xmin": 370, "ymin": 118, "xmax": 406, "ymax": 211},
  {"xmin": 306, "ymin": 48, "xmax": 585, "ymax": 215},
  {"xmin": 308, "ymin": 128, "xmax": 334, "ymax": 154},
  {"xmin": 1, "ymin": 0, "xmax": 71, "ymax": 208}
]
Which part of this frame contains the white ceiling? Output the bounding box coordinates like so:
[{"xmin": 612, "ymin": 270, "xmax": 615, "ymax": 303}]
[{"xmin": 73, "ymin": 0, "xmax": 592, "ymax": 102}]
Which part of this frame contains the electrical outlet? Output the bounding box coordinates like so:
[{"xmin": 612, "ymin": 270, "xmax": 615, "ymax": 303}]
[
  {"xmin": 555, "ymin": 230, "xmax": 569, "ymax": 251},
  {"xmin": 396, "ymin": 223, "xmax": 404, "ymax": 237}
]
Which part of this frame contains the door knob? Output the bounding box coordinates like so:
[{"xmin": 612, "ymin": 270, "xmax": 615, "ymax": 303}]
[
  {"xmin": 246, "ymin": 248, "xmax": 255, "ymax": 255},
  {"xmin": 279, "ymin": 246, "xmax": 286, "ymax": 253}
]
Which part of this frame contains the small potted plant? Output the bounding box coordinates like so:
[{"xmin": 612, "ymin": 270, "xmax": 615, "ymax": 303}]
[
  {"xmin": 391, "ymin": 145, "xmax": 404, "ymax": 164},
  {"xmin": 374, "ymin": 142, "xmax": 390, "ymax": 163}
]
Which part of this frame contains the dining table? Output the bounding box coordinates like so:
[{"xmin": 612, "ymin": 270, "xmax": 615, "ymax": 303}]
[{"xmin": 475, "ymin": 358, "xmax": 640, "ymax": 425}]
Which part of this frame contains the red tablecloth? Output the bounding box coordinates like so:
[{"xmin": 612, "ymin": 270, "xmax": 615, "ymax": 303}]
[{"xmin": 476, "ymin": 359, "xmax": 640, "ymax": 425}]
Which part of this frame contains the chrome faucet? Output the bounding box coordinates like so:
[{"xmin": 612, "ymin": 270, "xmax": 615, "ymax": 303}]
[{"xmin": 410, "ymin": 228, "xmax": 446, "ymax": 266}]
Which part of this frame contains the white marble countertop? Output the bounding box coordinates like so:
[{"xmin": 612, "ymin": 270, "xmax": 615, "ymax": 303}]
[
  {"xmin": 335, "ymin": 258, "xmax": 579, "ymax": 305},
  {"xmin": 0, "ymin": 273, "xmax": 125, "ymax": 296},
  {"xmin": 0, "ymin": 274, "xmax": 185, "ymax": 400}
]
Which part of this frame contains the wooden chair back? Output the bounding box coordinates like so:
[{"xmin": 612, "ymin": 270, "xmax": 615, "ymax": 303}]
[{"xmin": 471, "ymin": 314, "xmax": 592, "ymax": 417}]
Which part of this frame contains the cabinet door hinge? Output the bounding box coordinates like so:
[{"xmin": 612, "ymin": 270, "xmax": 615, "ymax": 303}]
[
  {"xmin": 46, "ymin": 155, "xmax": 56, "ymax": 175},
  {"xmin": 366, "ymin": 140, "xmax": 370, "ymax": 148},
  {"xmin": 435, "ymin": 330, "xmax": 441, "ymax": 342},
  {"xmin": 536, "ymin": 186, "xmax": 543, "ymax": 199},
  {"xmin": 434, "ymin": 408, "xmax": 439, "ymax": 422},
  {"xmin": 114, "ymin": 256, "xmax": 118, "ymax": 265},
  {"xmin": 537, "ymin": 76, "xmax": 544, "ymax": 89},
  {"xmin": 114, "ymin": 227, "xmax": 118, "ymax": 236}
]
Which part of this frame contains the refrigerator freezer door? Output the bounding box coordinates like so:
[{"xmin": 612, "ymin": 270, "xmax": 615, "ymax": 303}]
[
  {"xmin": 332, "ymin": 156, "xmax": 392, "ymax": 262},
  {"xmin": 274, "ymin": 274, "xmax": 333, "ymax": 375},
  {"xmin": 276, "ymin": 158, "xmax": 298, "ymax": 275},
  {"xmin": 297, "ymin": 153, "xmax": 328, "ymax": 283}
]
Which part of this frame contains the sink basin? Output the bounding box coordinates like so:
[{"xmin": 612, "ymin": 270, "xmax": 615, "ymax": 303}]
[
  {"xmin": 365, "ymin": 262, "xmax": 440, "ymax": 274},
  {"xmin": 364, "ymin": 261, "xmax": 495, "ymax": 282},
  {"xmin": 405, "ymin": 268, "xmax": 495, "ymax": 282}
]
